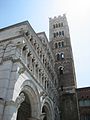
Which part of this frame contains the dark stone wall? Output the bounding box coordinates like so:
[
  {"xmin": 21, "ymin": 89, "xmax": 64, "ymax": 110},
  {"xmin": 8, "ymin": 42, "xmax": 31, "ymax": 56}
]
[
  {"xmin": 60, "ymin": 93, "xmax": 80, "ymax": 120},
  {"xmin": 50, "ymin": 37, "xmax": 80, "ymax": 120}
]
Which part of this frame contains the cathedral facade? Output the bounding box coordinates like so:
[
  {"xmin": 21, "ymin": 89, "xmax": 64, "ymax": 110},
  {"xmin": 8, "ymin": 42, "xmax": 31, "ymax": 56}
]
[{"xmin": 0, "ymin": 15, "xmax": 79, "ymax": 120}]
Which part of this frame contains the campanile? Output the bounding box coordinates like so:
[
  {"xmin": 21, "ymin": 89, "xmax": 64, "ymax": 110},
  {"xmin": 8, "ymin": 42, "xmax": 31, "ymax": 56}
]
[{"xmin": 49, "ymin": 14, "xmax": 80, "ymax": 120}]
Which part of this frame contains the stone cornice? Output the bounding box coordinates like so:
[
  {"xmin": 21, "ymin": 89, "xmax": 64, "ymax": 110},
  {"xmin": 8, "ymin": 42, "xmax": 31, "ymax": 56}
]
[{"xmin": 0, "ymin": 34, "xmax": 23, "ymax": 43}]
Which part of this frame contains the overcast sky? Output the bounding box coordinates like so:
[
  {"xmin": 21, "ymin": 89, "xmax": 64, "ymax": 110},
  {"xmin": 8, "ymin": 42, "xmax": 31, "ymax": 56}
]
[{"xmin": 0, "ymin": 0, "xmax": 90, "ymax": 88}]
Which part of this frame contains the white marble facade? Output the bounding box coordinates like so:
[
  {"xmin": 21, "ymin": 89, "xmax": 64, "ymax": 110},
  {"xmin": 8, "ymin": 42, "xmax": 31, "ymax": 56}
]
[{"xmin": 0, "ymin": 21, "xmax": 59, "ymax": 120}]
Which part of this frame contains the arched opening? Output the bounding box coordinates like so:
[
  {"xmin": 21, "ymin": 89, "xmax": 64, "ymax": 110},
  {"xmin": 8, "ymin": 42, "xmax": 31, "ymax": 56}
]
[
  {"xmin": 42, "ymin": 103, "xmax": 53, "ymax": 120},
  {"xmin": 59, "ymin": 66, "xmax": 64, "ymax": 75},
  {"xmin": 42, "ymin": 106, "xmax": 48, "ymax": 120},
  {"xmin": 16, "ymin": 92, "xmax": 31, "ymax": 120}
]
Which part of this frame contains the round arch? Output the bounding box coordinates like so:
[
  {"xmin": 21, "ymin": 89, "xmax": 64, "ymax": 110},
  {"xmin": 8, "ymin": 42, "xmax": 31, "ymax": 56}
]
[
  {"xmin": 41, "ymin": 97, "xmax": 54, "ymax": 120},
  {"xmin": 16, "ymin": 80, "xmax": 40, "ymax": 120},
  {"xmin": 16, "ymin": 91, "xmax": 31, "ymax": 120}
]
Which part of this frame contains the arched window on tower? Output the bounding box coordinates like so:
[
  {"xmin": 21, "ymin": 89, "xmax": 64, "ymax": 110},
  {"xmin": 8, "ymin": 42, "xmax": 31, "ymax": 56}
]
[
  {"xmin": 53, "ymin": 33, "xmax": 56, "ymax": 38},
  {"xmin": 58, "ymin": 42, "xmax": 61, "ymax": 48},
  {"xmin": 56, "ymin": 32, "xmax": 58, "ymax": 37},
  {"xmin": 57, "ymin": 53, "xmax": 60, "ymax": 61},
  {"xmin": 53, "ymin": 24, "xmax": 55, "ymax": 29},
  {"xmin": 59, "ymin": 31, "xmax": 61, "ymax": 36},
  {"xmin": 59, "ymin": 41, "xmax": 64, "ymax": 47},
  {"xmin": 56, "ymin": 24, "xmax": 58, "ymax": 28},
  {"xmin": 61, "ymin": 22, "xmax": 63, "ymax": 27},
  {"xmin": 55, "ymin": 43, "xmax": 58, "ymax": 48},
  {"xmin": 59, "ymin": 66, "xmax": 64, "ymax": 75},
  {"xmin": 62, "ymin": 31, "xmax": 64, "ymax": 36},
  {"xmin": 59, "ymin": 23, "xmax": 60, "ymax": 27},
  {"xmin": 56, "ymin": 53, "xmax": 65, "ymax": 61},
  {"xmin": 61, "ymin": 53, "xmax": 65, "ymax": 60},
  {"xmin": 61, "ymin": 41, "xmax": 64, "ymax": 47}
]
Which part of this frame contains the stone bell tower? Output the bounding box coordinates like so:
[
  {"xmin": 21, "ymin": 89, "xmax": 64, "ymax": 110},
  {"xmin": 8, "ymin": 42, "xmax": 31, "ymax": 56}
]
[{"xmin": 49, "ymin": 14, "xmax": 80, "ymax": 120}]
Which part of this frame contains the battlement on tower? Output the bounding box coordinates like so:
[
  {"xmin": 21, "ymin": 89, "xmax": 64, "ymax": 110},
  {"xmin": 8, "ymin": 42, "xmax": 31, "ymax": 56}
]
[
  {"xmin": 49, "ymin": 14, "xmax": 66, "ymax": 21},
  {"xmin": 49, "ymin": 14, "xmax": 69, "ymax": 41}
]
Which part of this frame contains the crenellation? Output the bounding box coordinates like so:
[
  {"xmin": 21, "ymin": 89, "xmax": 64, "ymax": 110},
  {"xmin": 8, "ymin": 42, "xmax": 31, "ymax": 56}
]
[{"xmin": 49, "ymin": 14, "xmax": 66, "ymax": 21}]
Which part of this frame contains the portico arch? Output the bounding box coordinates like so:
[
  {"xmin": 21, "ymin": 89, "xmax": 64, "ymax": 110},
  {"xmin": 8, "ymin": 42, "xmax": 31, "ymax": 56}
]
[
  {"xmin": 42, "ymin": 105, "xmax": 49, "ymax": 120},
  {"xmin": 41, "ymin": 98, "xmax": 54, "ymax": 120},
  {"xmin": 16, "ymin": 80, "xmax": 40, "ymax": 120},
  {"xmin": 16, "ymin": 92, "xmax": 31, "ymax": 120}
]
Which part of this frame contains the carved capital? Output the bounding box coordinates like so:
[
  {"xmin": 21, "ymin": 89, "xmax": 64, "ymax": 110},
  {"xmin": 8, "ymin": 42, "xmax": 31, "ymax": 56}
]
[
  {"xmin": 18, "ymin": 67, "xmax": 25, "ymax": 75},
  {"xmin": 15, "ymin": 93, "xmax": 25, "ymax": 108}
]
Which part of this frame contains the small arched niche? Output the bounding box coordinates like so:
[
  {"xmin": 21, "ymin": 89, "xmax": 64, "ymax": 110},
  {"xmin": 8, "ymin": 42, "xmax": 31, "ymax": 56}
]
[{"xmin": 41, "ymin": 102, "xmax": 53, "ymax": 120}]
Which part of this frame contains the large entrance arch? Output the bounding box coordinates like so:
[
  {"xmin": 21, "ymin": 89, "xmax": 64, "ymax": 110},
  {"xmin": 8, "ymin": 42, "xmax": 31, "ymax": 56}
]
[
  {"xmin": 16, "ymin": 81, "xmax": 41, "ymax": 120},
  {"xmin": 16, "ymin": 92, "xmax": 31, "ymax": 120}
]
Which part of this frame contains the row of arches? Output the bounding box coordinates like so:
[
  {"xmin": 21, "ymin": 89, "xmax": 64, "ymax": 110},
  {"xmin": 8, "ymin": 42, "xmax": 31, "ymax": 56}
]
[
  {"xmin": 55, "ymin": 41, "xmax": 64, "ymax": 49},
  {"xmin": 56, "ymin": 52, "xmax": 65, "ymax": 61},
  {"xmin": 53, "ymin": 31, "xmax": 64, "ymax": 38},
  {"xmin": 15, "ymin": 81, "xmax": 54, "ymax": 120},
  {"xmin": 16, "ymin": 37, "xmax": 57, "ymax": 91},
  {"xmin": 17, "ymin": 42, "xmax": 54, "ymax": 91},
  {"xmin": 53, "ymin": 22, "xmax": 64, "ymax": 29}
]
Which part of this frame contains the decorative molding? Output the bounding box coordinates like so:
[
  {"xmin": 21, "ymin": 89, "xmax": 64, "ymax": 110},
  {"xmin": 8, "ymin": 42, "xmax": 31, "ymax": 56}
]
[
  {"xmin": 15, "ymin": 93, "xmax": 25, "ymax": 108},
  {"xmin": 18, "ymin": 67, "xmax": 25, "ymax": 75},
  {"xmin": 39, "ymin": 91, "xmax": 47, "ymax": 100}
]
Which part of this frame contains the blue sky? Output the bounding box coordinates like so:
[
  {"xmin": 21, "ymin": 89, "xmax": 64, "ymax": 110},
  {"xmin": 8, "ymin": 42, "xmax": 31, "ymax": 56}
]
[{"xmin": 0, "ymin": 0, "xmax": 90, "ymax": 88}]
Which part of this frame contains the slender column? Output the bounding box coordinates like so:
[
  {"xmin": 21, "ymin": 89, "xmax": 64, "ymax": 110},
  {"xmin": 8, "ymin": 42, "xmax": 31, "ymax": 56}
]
[
  {"xmin": 30, "ymin": 56, "xmax": 32, "ymax": 71},
  {"xmin": 37, "ymin": 68, "xmax": 39, "ymax": 81},
  {"xmin": 34, "ymin": 60, "xmax": 36, "ymax": 77},
  {"xmin": 39, "ymin": 69, "xmax": 41, "ymax": 84},
  {"xmin": 35, "ymin": 64, "xmax": 39, "ymax": 80}
]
